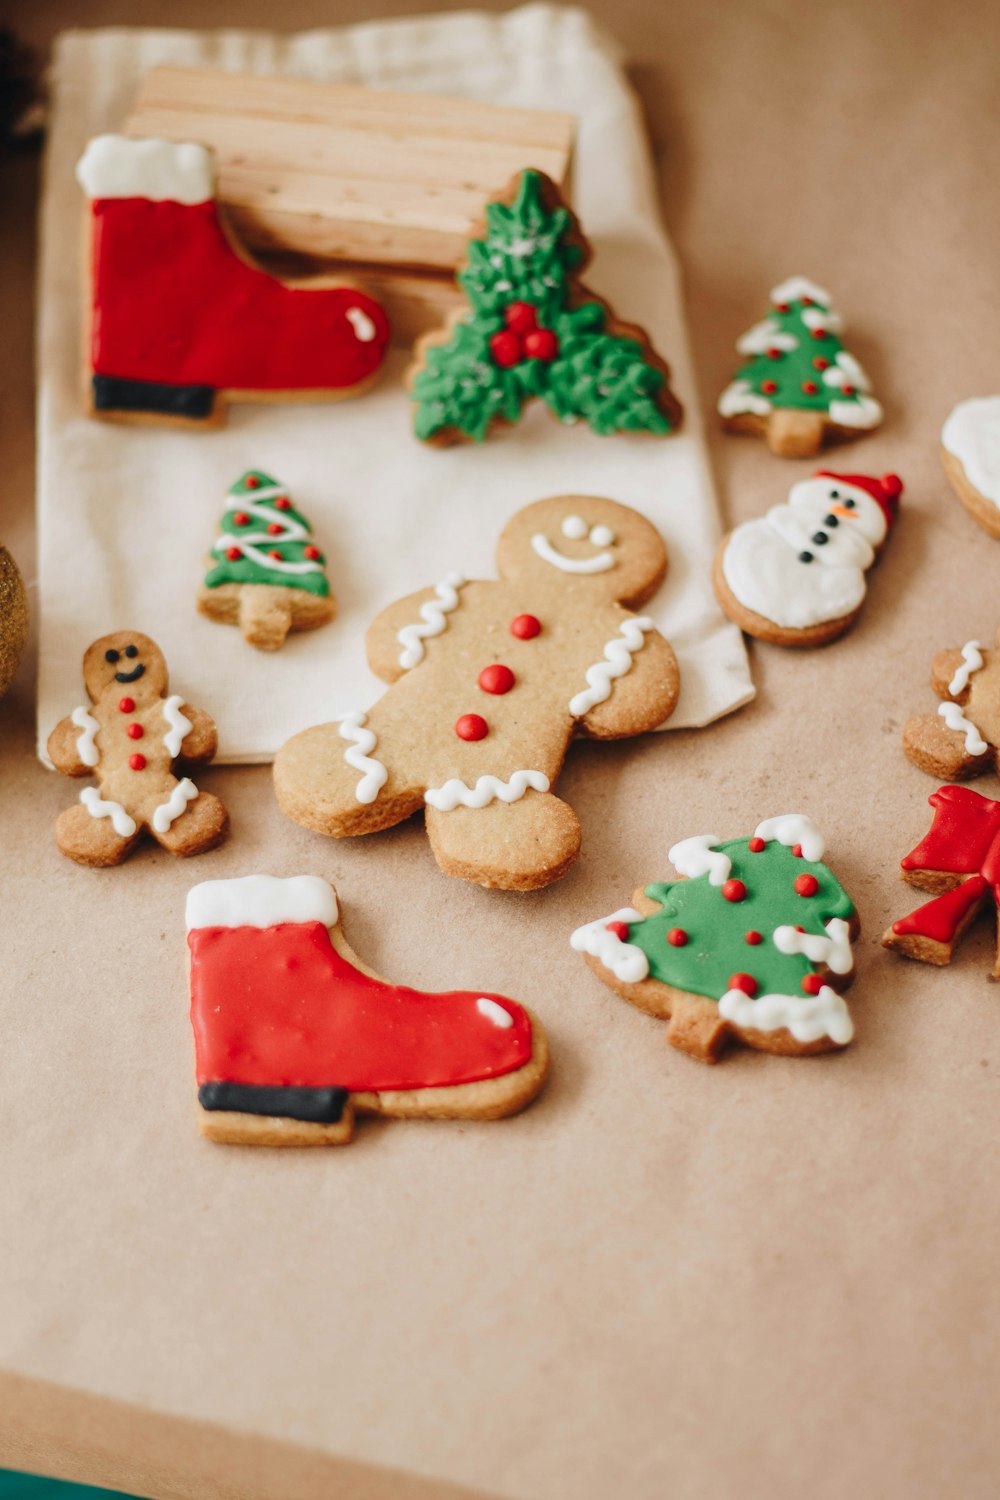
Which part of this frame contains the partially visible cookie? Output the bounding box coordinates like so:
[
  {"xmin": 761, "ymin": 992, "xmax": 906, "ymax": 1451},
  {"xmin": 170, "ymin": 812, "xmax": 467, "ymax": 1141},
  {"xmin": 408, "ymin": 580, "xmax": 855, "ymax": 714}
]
[
  {"xmin": 901, "ymin": 630, "xmax": 1000, "ymax": 781},
  {"xmin": 0, "ymin": 543, "xmax": 28, "ymax": 699},
  {"xmin": 941, "ymin": 396, "xmax": 1000, "ymax": 539}
]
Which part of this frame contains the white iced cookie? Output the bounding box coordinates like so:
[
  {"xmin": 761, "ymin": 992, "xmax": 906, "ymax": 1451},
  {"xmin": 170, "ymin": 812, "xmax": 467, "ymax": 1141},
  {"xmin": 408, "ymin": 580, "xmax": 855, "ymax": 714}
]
[{"xmin": 941, "ymin": 396, "xmax": 1000, "ymax": 540}]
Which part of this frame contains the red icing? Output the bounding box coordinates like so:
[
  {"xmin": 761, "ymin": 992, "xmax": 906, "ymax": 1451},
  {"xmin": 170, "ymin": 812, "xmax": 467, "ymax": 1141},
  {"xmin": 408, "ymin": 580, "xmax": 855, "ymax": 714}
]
[
  {"xmin": 802, "ymin": 380, "xmax": 819, "ymax": 395},
  {"xmin": 722, "ymin": 879, "xmax": 747, "ymax": 903},
  {"xmin": 667, "ymin": 928, "xmax": 688, "ymax": 947},
  {"xmin": 233, "ymin": 512, "xmax": 249, "ymax": 526},
  {"xmin": 118, "ymin": 697, "xmax": 135, "ymax": 713},
  {"xmin": 456, "ymin": 713, "xmax": 489, "ymax": 742},
  {"xmin": 606, "ymin": 920, "xmax": 631, "ymax": 942},
  {"xmin": 795, "ymin": 874, "xmax": 819, "ymax": 896},
  {"xmin": 774, "ymin": 302, "xmax": 790, "ymax": 313},
  {"xmin": 304, "ymin": 545, "xmax": 321, "ymax": 560},
  {"xmin": 510, "ymin": 614, "xmax": 542, "ymax": 639},
  {"xmin": 728, "ymin": 973, "xmax": 757, "ymax": 996},
  {"xmin": 792, "ymin": 844, "xmax": 803, "ymax": 858},
  {"xmin": 813, "ymin": 357, "xmax": 829, "ymax": 370},
  {"xmin": 88, "ymin": 198, "xmax": 389, "ymax": 391},
  {"xmin": 274, "ymin": 496, "xmax": 291, "ymax": 510},
  {"xmin": 128, "ymin": 753, "xmax": 146, "ymax": 771},
  {"xmin": 748, "ymin": 837, "xmax": 765, "ymax": 853},
  {"xmin": 893, "ymin": 788, "xmax": 1000, "ymax": 944},
  {"xmin": 226, "ymin": 547, "xmax": 241, "ymax": 560},
  {"xmin": 524, "ymin": 328, "xmax": 558, "ymax": 361},
  {"xmin": 504, "ymin": 302, "xmax": 538, "ymax": 336},
  {"xmin": 188, "ymin": 921, "xmax": 533, "ymax": 1092},
  {"xmin": 126, "ymin": 723, "xmax": 144, "ymax": 740},
  {"xmin": 810, "ymin": 328, "xmax": 827, "ymax": 341},
  {"xmin": 892, "ymin": 875, "xmax": 989, "ymax": 944},
  {"xmin": 801, "ymin": 974, "xmax": 823, "ymax": 995},
  {"xmin": 478, "ymin": 664, "xmax": 515, "ymax": 695},
  {"xmin": 744, "ymin": 930, "xmax": 763, "ymax": 945},
  {"xmin": 267, "ymin": 522, "xmax": 282, "ymax": 535},
  {"xmin": 245, "ymin": 476, "xmax": 260, "ymax": 489},
  {"xmin": 269, "ymin": 549, "xmax": 283, "ymax": 560},
  {"xmin": 490, "ymin": 330, "xmax": 522, "ymax": 368},
  {"xmin": 842, "ymin": 385, "xmax": 856, "ymax": 396},
  {"xmin": 761, "ymin": 380, "xmax": 778, "ymax": 394},
  {"xmin": 766, "ymin": 348, "xmax": 783, "ymax": 360}
]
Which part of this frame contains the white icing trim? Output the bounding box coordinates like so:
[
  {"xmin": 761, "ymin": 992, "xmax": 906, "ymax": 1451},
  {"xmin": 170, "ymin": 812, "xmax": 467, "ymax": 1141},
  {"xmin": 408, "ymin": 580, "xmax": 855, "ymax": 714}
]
[
  {"xmin": 773, "ymin": 916, "xmax": 854, "ymax": 976},
  {"xmin": 339, "ymin": 711, "xmax": 388, "ymax": 804},
  {"xmin": 769, "ymin": 276, "xmax": 832, "ymax": 306},
  {"xmin": 162, "ymin": 694, "xmax": 193, "ymax": 758},
  {"xmin": 151, "ymin": 777, "xmax": 198, "ymax": 833},
  {"xmin": 753, "ymin": 814, "xmax": 825, "ymax": 862},
  {"xmin": 476, "ymin": 998, "xmax": 514, "ymax": 1029},
  {"xmin": 76, "ymin": 135, "xmax": 213, "ymax": 205},
  {"xmin": 718, "ymin": 983, "xmax": 853, "ymax": 1046},
  {"xmin": 828, "ymin": 393, "xmax": 883, "ymax": 430},
  {"xmin": 71, "ymin": 706, "xmax": 100, "ymax": 767},
  {"xmin": 949, "ymin": 641, "xmax": 984, "ymax": 696},
  {"xmin": 802, "ymin": 306, "xmax": 844, "ymax": 334},
  {"xmin": 821, "ymin": 351, "xmax": 870, "ymax": 392},
  {"xmin": 568, "ymin": 617, "xmax": 654, "ymax": 717},
  {"xmin": 735, "ymin": 320, "xmax": 798, "ymax": 356},
  {"xmin": 941, "ymin": 396, "xmax": 1000, "ymax": 506},
  {"xmin": 346, "ymin": 308, "xmax": 376, "ymax": 342},
  {"xmin": 186, "ymin": 874, "xmax": 338, "ymax": 932},
  {"xmin": 79, "ymin": 787, "xmax": 136, "ymax": 838},
  {"xmin": 938, "ymin": 701, "xmax": 988, "ymax": 755},
  {"xmin": 211, "ymin": 493, "xmax": 324, "ymax": 577},
  {"xmin": 396, "ymin": 571, "xmax": 466, "ymax": 669},
  {"xmin": 668, "ymin": 833, "xmax": 731, "ymax": 887},
  {"xmin": 718, "ymin": 378, "xmax": 771, "ymax": 418},
  {"xmin": 424, "ymin": 769, "xmax": 549, "ymax": 812},
  {"xmin": 531, "ymin": 533, "xmax": 615, "ymax": 574},
  {"xmin": 570, "ymin": 908, "xmax": 649, "ymax": 984}
]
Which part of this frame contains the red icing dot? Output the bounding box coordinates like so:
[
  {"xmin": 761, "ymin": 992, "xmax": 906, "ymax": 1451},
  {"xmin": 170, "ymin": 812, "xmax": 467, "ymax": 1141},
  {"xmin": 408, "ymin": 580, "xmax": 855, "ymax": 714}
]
[
  {"xmin": 802, "ymin": 380, "xmax": 819, "ymax": 395},
  {"xmin": 728, "ymin": 972, "xmax": 758, "ymax": 996},
  {"xmin": 800, "ymin": 295, "xmax": 814, "ymax": 306},
  {"xmin": 269, "ymin": 549, "xmax": 283, "ymax": 560},
  {"xmin": 748, "ymin": 837, "xmax": 765, "ymax": 853},
  {"xmin": 842, "ymin": 384, "xmax": 856, "ymax": 396},
  {"xmin": 245, "ymin": 475, "xmax": 261, "ymax": 489},
  {"xmin": 794, "ymin": 924, "xmax": 805, "ymax": 932},
  {"xmin": 128, "ymin": 753, "xmax": 146, "ymax": 771},
  {"xmin": 510, "ymin": 614, "xmax": 542, "ymax": 639},
  {"xmin": 744, "ymin": 930, "xmax": 763, "ymax": 945},
  {"xmin": 812, "ymin": 356, "xmax": 829, "ymax": 370},
  {"xmin": 118, "ymin": 697, "xmax": 135, "ymax": 714},
  {"xmin": 773, "ymin": 301, "xmax": 790, "ymax": 313},
  {"xmin": 304, "ymin": 545, "xmax": 321, "ymax": 560},
  {"xmin": 126, "ymin": 723, "xmax": 144, "ymax": 740},
  {"xmin": 233, "ymin": 512, "xmax": 250, "ymax": 526},
  {"xmin": 761, "ymin": 379, "xmax": 778, "ymax": 394},
  {"xmin": 274, "ymin": 496, "xmax": 292, "ymax": 510},
  {"xmin": 795, "ymin": 874, "xmax": 820, "ymax": 897},
  {"xmin": 802, "ymin": 974, "xmax": 823, "ymax": 995},
  {"xmin": 722, "ymin": 878, "xmax": 747, "ymax": 903},
  {"xmin": 489, "ymin": 330, "xmax": 522, "ymax": 368},
  {"xmin": 455, "ymin": 713, "xmax": 489, "ymax": 742},
  {"xmin": 606, "ymin": 920, "xmax": 631, "ymax": 942},
  {"xmin": 478, "ymin": 664, "xmax": 515, "ymax": 695},
  {"xmin": 766, "ymin": 347, "xmax": 783, "ymax": 360},
  {"xmin": 524, "ymin": 328, "xmax": 559, "ymax": 361},
  {"xmin": 226, "ymin": 546, "xmax": 242, "ymax": 561},
  {"xmin": 667, "ymin": 928, "xmax": 688, "ymax": 947},
  {"xmin": 267, "ymin": 522, "xmax": 282, "ymax": 535},
  {"xmin": 792, "ymin": 843, "xmax": 803, "ymax": 858},
  {"xmin": 504, "ymin": 301, "xmax": 538, "ymax": 336},
  {"xmin": 810, "ymin": 327, "xmax": 828, "ymax": 340}
]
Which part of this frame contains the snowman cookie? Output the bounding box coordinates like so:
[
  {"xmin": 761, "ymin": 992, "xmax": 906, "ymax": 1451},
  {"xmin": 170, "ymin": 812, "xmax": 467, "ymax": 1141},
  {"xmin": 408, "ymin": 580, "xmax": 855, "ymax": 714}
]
[
  {"xmin": 713, "ymin": 470, "xmax": 903, "ymax": 646},
  {"xmin": 274, "ymin": 495, "xmax": 681, "ymax": 891},
  {"xmin": 941, "ymin": 397, "xmax": 1000, "ymax": 540},
  {"xmin": 901, "ymin": 631, "xmax": 1000, "ymax": 781},
  {"xmin": 47, "ymin": 631, "xmax": 228, "ymax": 866}
]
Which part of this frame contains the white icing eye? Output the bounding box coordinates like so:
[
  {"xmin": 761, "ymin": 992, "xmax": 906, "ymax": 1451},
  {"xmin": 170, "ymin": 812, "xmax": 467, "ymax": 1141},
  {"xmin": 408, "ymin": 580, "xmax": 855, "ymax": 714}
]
[
  {"xmin": 589, "ymin": 524, "xmax": 614, "ymax": 547},
  {"xmin": 561, "ymin": 515, "xmax": 587, "ymax": 539}
]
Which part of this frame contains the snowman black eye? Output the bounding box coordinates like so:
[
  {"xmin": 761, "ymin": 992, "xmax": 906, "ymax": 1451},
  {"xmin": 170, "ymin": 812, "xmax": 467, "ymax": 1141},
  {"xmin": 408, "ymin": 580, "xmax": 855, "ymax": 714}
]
[
  {"xmin": 799, "ymin": 551, "xmax": 814, "ymax": 563},
  {"xmin": 104, "ymin": 648, "xmax": 120, "ymax": 663},
  {"xmin": 829, "ymin": 490, "xmax": 839, "ymax": 500},
  {"xmin": 124, "ymin": 644, "xmax": 138, "ymax": 658},
  {"xmin": 844, "ymin": 499, "xmax": 856, "ymax": 509}
]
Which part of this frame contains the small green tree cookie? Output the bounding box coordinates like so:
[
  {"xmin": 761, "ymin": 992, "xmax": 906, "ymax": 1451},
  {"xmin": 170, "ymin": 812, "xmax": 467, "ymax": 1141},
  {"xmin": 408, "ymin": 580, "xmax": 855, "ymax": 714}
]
[
  {"xmin": 407, "ymin": 169, "xmax": 683, "ymax": 446},
  {"xmin": 718, "ymin": 276, "xmax": 882, "ymax": 457},
  {"xmin": 198, "ymin": 471, "xmax": 336, "ymax": 651}
]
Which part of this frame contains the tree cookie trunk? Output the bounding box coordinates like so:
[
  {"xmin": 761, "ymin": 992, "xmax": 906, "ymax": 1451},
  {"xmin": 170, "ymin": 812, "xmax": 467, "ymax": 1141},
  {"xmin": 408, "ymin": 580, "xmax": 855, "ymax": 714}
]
[
  {"xmin": 766, "ymin": 407, "xmax": 827, "ymax": 458},
  {"xmin": 238, "ymin": 584, "xmax": 294, "ymax": 650}
]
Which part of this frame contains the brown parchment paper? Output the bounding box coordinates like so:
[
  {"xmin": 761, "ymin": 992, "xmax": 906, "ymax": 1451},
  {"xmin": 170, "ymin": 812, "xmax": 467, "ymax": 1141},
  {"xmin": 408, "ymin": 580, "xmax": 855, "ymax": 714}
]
[{"xmin": 3, "ymin": 2, "xmax": 1000, "ymax": 1499}]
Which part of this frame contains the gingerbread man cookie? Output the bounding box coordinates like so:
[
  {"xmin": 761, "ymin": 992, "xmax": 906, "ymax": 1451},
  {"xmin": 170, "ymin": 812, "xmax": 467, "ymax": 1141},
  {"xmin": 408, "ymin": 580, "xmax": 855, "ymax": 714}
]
[
  {"xmin": 48, "ymin": 631, "xmax": 228, "ymax": 866},
  {"xmin": 901, "ymin": 630, "xmax": 1000, "ymax": 781},
  {"xmin": 274, "ymin": 496, "xmax": 680, "ymax": 890}
]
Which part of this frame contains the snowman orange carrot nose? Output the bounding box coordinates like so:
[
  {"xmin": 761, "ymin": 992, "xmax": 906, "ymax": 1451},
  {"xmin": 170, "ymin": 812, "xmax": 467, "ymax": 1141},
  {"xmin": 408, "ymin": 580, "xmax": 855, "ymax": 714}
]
[{"xmin": 830, "ymin": 504, "xmax": 856, "ymax": 519}]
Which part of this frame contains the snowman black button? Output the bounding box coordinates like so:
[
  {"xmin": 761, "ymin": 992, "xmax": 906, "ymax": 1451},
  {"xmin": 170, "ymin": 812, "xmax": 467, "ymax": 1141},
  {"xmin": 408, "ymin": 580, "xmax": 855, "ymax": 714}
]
[
  {"xmin": 811, "ymin": 531, "xmax": 829, "ymax": 544},
  {"xmin": 799, "ymin": 551, "xmax": 814, "ymax": 563}
]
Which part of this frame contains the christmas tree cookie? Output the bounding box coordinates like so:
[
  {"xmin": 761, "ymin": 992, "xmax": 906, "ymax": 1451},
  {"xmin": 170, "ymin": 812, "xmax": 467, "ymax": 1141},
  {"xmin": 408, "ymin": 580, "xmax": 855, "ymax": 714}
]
[
  {"xmin": 198, "ymin": 471, "xmax": 336, "ymax": 651},
  {"xmin": 571, "ymin": 814, "xmax": 858, "ymax": 1062},
  {"xmin": 718, "ymin": 277, "xmax": 882, "ymax": 458},
  {"xmin": 407, "ymin": 169, "xmax": 683, "ymax": 446}
]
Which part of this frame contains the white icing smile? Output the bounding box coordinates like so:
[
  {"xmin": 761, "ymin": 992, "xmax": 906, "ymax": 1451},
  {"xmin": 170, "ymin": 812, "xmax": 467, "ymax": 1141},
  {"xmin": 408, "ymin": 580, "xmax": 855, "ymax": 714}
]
[{"xmin": 532, "ymin": 516, "xmax": 617, "ymax": 574}]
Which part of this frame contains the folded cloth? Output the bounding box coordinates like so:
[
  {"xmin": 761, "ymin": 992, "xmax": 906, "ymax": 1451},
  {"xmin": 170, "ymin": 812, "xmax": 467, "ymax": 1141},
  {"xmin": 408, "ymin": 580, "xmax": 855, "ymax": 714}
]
[{"xmin": 36, "ymin": 2, "xmax": 753, "ymax": 764}]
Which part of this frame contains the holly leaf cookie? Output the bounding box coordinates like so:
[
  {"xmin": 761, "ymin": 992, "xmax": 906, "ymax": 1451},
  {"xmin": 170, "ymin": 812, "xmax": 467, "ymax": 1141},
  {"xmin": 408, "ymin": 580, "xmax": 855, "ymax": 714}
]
[
  {"xmin": 407, "ymin": 169, "xmax": 683, "ymax": 446},
  {"xmin": 186, "ymin": 874, "xmax": 549, "ymax": 1146},
  {"xmin": 718, "ymin": 277, "xmax": 882, "ymax": 457},
  {"xmin": 941, "ymin": 397, "xmax": 1000, "ymax": 540},
  {"xmin": 571, "ymin": 814, "xmax": 858, "ymax": 1062}
]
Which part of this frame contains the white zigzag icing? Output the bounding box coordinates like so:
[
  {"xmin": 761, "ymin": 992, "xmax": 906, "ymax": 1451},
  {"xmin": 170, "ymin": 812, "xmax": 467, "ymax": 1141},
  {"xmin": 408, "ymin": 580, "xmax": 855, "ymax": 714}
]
[
  {"xmin": 396, "ymin": 572, "xmax": 466, "ymax": 669},
  {"xmin": 80, "ymin": 787, "xmax": 136, "ymax": 838},
  {"xmin": 938, "ymin": 701, "xmax": 988, "ymax": 755},
  {"xmin": 424, "ymin": 769, "xmax": 549, "ymax": 812},
  {"xmin": 162, "ymin": 695, "xmax": 193, "ymax": 757},
  {"xmin": 151, "ymin": 777, "xmax": 198, "ymax": 833},
  {"xmin": 569, "ymin": 617, "xmax": 654, "ymax": 717},
  {"xmin": 340, "ymin": 711, "xmax": 388, "ymax": 804},
  {"xmin": 71, "ymin": 706, "xmax": 100, "ymax": 767}
]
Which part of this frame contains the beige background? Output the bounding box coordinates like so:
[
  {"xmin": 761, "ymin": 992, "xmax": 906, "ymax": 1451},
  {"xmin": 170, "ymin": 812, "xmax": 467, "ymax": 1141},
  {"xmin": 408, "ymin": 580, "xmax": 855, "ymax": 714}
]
[{"xmin": 2, "ymin": 3, "xmax": 1000, "ymax": 1498}]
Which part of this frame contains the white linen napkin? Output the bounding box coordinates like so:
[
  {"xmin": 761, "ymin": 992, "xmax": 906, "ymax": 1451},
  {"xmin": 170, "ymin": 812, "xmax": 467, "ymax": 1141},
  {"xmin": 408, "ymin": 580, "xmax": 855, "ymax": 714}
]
[{"xmin": 36, "ymin": 2, "xmax": 753, "ymax": 764}]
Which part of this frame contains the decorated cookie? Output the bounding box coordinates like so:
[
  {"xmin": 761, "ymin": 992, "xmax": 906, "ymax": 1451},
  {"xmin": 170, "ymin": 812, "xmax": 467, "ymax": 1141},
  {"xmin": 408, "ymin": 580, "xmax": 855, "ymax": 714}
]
[
  {"xmin": 883, "ymin": 786, "xmax": 1000, "ymax": 969},
  {"xmin": 47, "ymin": 631, "xmax": 227, "ymax": 866},
  {"xmin": 75, "ymin": 136, "xmax": 390, "ymax": 428},
  {"xmin": 718, "ymin": 277, "xmax": 882, "ymax": 457},
  {"xmin": 901, "ymin": 631, "xmax": 1000, "ymax": 780},
  {"xmin": 274, "ymin": 495, "xmax": 680, "ymax": 890},
  {"xmin": 407, "ymin": 169, "xmax": 682, "ymax": 445},
  {"xmin": 0, "ymin": 543, "xmax": 28, "ymax": 700},
  {"xmin": 941, "ymin": 397, "xmax": 1000, "ymax": 539},
  {"xmin": 571, "ymin": 813, "xmax": 858, "ymax": 1062},
  {"xmin": 713, "ymin": 470, "xmax": 902, "ymax": 646},
  {"xmin": 186, "ymin": 874, "xmax": 549, "ymax": 1146},
  {"xmin": 198, "ymin": 470, "xmax": 336, "ymax": 650}
]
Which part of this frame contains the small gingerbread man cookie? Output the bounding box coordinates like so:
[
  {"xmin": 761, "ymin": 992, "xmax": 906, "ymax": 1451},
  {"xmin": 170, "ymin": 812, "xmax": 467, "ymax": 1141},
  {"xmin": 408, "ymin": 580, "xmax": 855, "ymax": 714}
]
[
  {"xmin": 902, "ymin": 631, "xmax": 1000, "ymax": 781},
  {"xmin": 48, "ymin": 631, "xmax": 228, "ymax": 866},
  {"xmin": 274, "ymin": 496, "xmax": 680, "ymax": 890}
]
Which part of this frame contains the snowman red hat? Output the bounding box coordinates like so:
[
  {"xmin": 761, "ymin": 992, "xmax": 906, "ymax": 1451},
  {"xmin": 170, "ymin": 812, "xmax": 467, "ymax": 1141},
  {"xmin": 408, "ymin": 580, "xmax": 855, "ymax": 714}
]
[{"xmin": 815, "ymin": 471, "xmax": 903, "ymax": 530}]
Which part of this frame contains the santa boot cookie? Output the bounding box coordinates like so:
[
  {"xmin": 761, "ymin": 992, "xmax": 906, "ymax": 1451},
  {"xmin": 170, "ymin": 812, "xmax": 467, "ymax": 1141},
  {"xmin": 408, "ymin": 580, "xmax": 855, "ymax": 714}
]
[
  {"xmin": 901, "ymin": 632, "xmax": 1000, "ymax": 780},
  {"xmin": 48, "ymin": 631, "xmax": 228, "ymax": 867},
  {"xmin": 883, "ymin": 786, "xmax": 1000, "ymax": 969},
  {"xmin": 198, "ymin": 470, "xmax": 336, "ymax": 650},
  {"xmin": 274, "ymin": 495, "xmax": 680, "ymax": 891},
  {"xmin": 713, "ymin": 470, "xmax": 902, "ymax": 646},
  {"xmin": 572, "ymin": 813, "xmax": 858, "ymax": 1063},
  {"xmin": 186, "ymin": 874, "xmax": 549, "ymax": 1146},
  {"xmin": 75, "ymin": 136, "xmax": 390, "ymax": 428}
]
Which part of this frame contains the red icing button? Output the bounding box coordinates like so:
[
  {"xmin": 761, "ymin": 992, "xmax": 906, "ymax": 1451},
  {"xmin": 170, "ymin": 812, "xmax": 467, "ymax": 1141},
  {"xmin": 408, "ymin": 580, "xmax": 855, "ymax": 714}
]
[
  {"xmin": 802, "ymin": 380, "xmax": 819, "ymax": 395},
  {"xmin": 801, "ymin": 974, "xmax": 823, "ymax": 995},
  {"xmin": 118, "ymin": 697, "xmax": 135, "ymax": 714},
  {"xmin": 226, "ymin": 546, "xmax": 242, "ymax": 561},
  {"xmin": 510, "ymin": 614, "xmax": 542, "ymax": 640},
  {"xmin": 504, "ymin": 301, "xmax": 538, "ymax": 336},
  {"xmin": 728, "ymin": 972, "xmax": 758, "ymax": 996},
  {"xmin": 766, "ymin": 347, "xmax": 783, "ymax": 360},
  {"xmin": 128, "ymin": 753, "xmax": 146, "ymax": 771},
  {"xmin": 748, "ymin": 837, "xmax": 765, "ymax": 853},
  {"xmin": 232, "ymin": 511, "xmax": 250, "ymax": 526},
  {"xmin": 524, "ymin": 328, "xmax": 558, "ymax": 361},
  {"xmin": 800, "ymin": 295, "xmax": 814, "ymax": 306},
  {"xmin": 795, "ymin": 874, "xmax": 819, "ymax": 897},
  {"xmin": 267, "ymin": 522, "xmax": 282, "ymax": 535},
  {"xmin": 667, "ymin": 928, "xmax": 688, "ymax": 947},
  {"xmin": 269, "ymin": 549, "xmax": 283, "ymax": 560},
  {"xmin": 761, "ymin": 379, "xmax": 778, "ymax": 395},
  {"xmin": 842, "ymin": 384, "xmax": 856, "ymax": 396},
  {"xmin": 304, "ymin": 545, "xmax": 321, "ymax": 560},
  {"xmin": 489, "ymin": 330, "xmax": 522, "ymax": 368},
  {"xmin": 245, "ymin": 476, "xmax": 261, "ymax": 489},
  {"xmin": 455, "ymin": 713, "xmax": 489, "ymax": 742},
  {"xmin": 126, "ymin": 723, "xmax": 144, "ymax": 740},
  {"xmin": 792, "ymin": 843, "xmax": 803, "ymax": 857},
  {"xmin": 478, "ymin": 664, "xmax": 515, "ymax": 695},
  {"xmin": 274, "ymin": 495, "xmax": 292, "ymax": 510},
  {"xmin": 722, "ymin": 878, "xmax": 747, "ymax": 903},
  {"xmin": 744, "ymin": 930, "xmax": 763, "ymax": 945},
  {"xmin": 774, "ymin": 301, "xmax": 790, "ymax": 313},
  {"xmin": 813, "ymin": 356, "xmax": 829, "ymax": 370},
  {"xmin": 606, "ymin": 920, "xmax": 631, "ymax": 942},
  {"xmin": 810, "ymin": 327, "xmax": 827, "ymax": 340}
]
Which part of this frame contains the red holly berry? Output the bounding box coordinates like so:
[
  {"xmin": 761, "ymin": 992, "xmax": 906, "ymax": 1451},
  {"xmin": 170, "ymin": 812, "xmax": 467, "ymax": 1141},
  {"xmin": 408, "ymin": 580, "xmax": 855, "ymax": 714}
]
[
  {"xmin": 795, "ymin": 874, "xmax": 819, "ymax": 897},
  {"xmin": 773, "ymin": 302, "xmax": 790, "ymax": 314},
  {"xmin": 606, "ymin": 920, "xmax": 631, "ymax": 942},
  {"xmin": 126, "ymin": 723, "xmax": 144, "ymax": 740},
  {"xmin": 269, "ymin": 549, "xmax": 283, "ymax": 560},
  {"xmin": 128, "ymin": 753, "xmax": 146, "ymax": 771},
  {"xmin": 802, "ymin": 381, "xmax": 819, "ymax": 395},
  {"xmin": 792, "ymin": 844, "xmax": 803, "ymax": 858},
  {"xmin": 226, "ymin": 546, "xmax": 242, "ymax": 561},
  {"xmin": 478, "ymin": 664, "xmax": 515, "ymax": 695},
  {"xmin": 810, "ymin": 327, "xmax": 827, "ymax": 340},
  {"xmin": 748, "ymin": 837, "xmax": 765, "ymax": 853},
  {"xmin": 800, "ymin": 295, "xmax": 814, "ymax": 306},
  {"xmin": 510, "ymin": 614, "xmax": 542, "ymax": 639},
  {"xmin": 761, "ymin": 380, "xmax": 778, "ymax": 395},
  {"xmin": 727, "ymin": 973, "xmax": 758, "ymax": 996},
  {"xmin": 304, "ymin": 545, "xmax": 321, "ymax": 561},
  {"xmin": 118, "ymin": 697, "xmax": 135, "ymax": 714},
  {"xmin": 455, "ymin": 713, "xmax": 489, "ymax": 742},
  {"xmin": 274, "ymin": 496, "xmax": 292, "ymax": 510},
  {"xmin": 267, "ymin": 522, "xmax": 282, "ymax": 535},
  {"xmin": 667, "ymin": 928, "xmax": 688, "ymax": 947},
  {"xmin": 842, "ymin": 384, "xmax": 856, "ymax": 396},
  {"xmin": 744, "ymin": 930, "xmax": 763, "ymax": 945},
  {"xmin": 812, "ymin": 357, "xmax": 829, "ymax": 370},
  {"xmin": 801, "ymin": 974, "xmax": 823, "ymax": 995},
  {"xmin": 489, "ymin": 330, "xmax": 523, "ymax": 368},
  {"xmin": 722, "ymin": 879, "xmax": 747, "ymax": 903},
  {"xmin": 766, "ymin": 347, "xmax": 783, "ymax": 360},
  {"xmin": 232, "ymin": 511, "xmax": 250, "ymax": 526},
  {"xmin": 524, "ymin": 328, "xmax": 559, "ymax": 361},
  {"xmin": 504, "ymin": 301, "xmax": 538, "ymax": 336},
  {"xmin": 245, "ymin": 475, "xmax": 261, "ymax": 489}
]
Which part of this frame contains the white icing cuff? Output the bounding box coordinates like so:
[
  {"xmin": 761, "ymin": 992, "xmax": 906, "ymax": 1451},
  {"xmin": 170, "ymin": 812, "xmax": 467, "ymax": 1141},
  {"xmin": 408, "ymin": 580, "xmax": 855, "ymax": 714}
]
[
  {"xmin": 186, "ymin": 874, "xmax": 338, "ymax": 932},
  {"xmin": 570, "ymin": 909, "xmax": 650, "ymax": 984},
  {"xmin": 753, "ymin": 813, "xmax": 825, "ymax": 862},
  {"xmin": 76, "ymin": 135, "xmax": 214, "ymax": 204}
]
